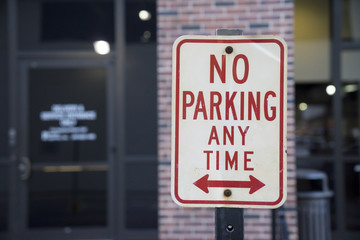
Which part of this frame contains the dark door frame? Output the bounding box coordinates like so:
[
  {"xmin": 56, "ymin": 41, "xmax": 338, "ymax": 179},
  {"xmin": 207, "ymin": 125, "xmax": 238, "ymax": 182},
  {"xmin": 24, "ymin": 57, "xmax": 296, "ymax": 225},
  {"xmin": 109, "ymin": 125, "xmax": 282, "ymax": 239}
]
[{"xmin": 8, "ymin": 55, "xmax": 116, "ymax": 240}]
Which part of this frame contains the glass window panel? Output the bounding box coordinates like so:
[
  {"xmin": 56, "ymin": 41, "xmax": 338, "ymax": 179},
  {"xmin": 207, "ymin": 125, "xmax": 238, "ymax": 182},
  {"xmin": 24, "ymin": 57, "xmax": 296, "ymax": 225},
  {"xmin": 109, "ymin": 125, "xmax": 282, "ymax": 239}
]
[
  {"xmin": 344, "ymin": 162, "xmax": 360, "ymax": 230},
  {"xmin": 28, "ymin": 67, "xmax": 107, "ymax": 163},
  {"xmin": 28, "ymin": 171, "xmax": 107, "ymax": 228},
  {"xmin": 296, "ymin": 84, "xmax": 334, "ymax": 156},
  {"xmin": 294, "ymin": 0, "xmax": 331, "ymax": 83},
  {"xmin": 41, "ymin": 1, "xmax": 114, "ymax": 43},
  {"xmin": 125, "ymin": 162, "xmax": 157, "ymax": 229},
  {"xmin": 125, "ymin": 43, "xmax": 157, "ymax": 155},
  {"xmin": 125, "ymin": 0, "xmax": 156, "ymax": 43},
  {"xmin": 0, "ymin": 167, "xmax": 8, "ymax": 232},
  {"xmin": 125, "ymin": 0, "xmax": 157, "ymax": 155},
  {"xmin": 342, "ymin": 50, "xmax": 360, "ymax": 82},
  {"xmin": 342, "ymin": 83, "xmax": 360, "ymax": 156},
  {"xmin": 18, "ymin": 0, "xmax": 114, "ymax": 50},
  {"xmin": 342, "ymin": 50, "xmax": 360, "ymax": 156},
  {"xmin": 342, "ymin": 0, "xmax": 360, "ymax": 42}
]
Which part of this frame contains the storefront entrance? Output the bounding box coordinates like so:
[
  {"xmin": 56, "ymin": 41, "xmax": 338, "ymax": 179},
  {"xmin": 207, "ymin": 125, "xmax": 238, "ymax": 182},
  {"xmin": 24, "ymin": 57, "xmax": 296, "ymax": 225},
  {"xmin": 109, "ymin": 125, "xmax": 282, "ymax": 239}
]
[
  {"xmin": 9, "ymin": 59, "xmax": 115, "ymax": 239},
  {"xmin": 1, "ymin": 0, "xmax": 158, "ymax": 239}
]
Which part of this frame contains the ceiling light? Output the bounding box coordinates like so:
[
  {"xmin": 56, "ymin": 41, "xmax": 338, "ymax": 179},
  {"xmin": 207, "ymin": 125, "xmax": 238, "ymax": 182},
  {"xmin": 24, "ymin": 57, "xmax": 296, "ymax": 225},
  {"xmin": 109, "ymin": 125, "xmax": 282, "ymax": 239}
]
[
  {"xmin": 326, "ymin": 85, "xmax": 336, "ymax": 96},
  {"xmin": 141, "ymin": 31, "xmax": 152, "ymax": 42},
  {"xmin": 93, "ymin": 40, "xmax": 110, "ymax": 55},
  {"xmin": 344, "ymin": 84, "xmax": 358, "ymax": 93},
  {"xmin": 298, "ymin": 102, "xmax": 308, "ymax": 111},
  {"xmin": 139, "ymin": 10, "xmax": 151, "ymax": 21}
]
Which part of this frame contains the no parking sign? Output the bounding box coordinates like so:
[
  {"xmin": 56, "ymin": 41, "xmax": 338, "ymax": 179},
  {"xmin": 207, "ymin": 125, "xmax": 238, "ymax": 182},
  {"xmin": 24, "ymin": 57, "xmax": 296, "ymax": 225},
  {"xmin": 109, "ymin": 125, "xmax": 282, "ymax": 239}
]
[{"xmin": 171, "ymin": 35, "xmax": 287, "ymax": 208}]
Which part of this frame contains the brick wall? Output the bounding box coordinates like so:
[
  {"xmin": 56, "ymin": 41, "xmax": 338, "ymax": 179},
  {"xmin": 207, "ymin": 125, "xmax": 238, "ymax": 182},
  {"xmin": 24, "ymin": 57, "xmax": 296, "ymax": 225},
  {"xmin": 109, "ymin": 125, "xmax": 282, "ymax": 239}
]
[{"xmin": 157, "ymin": 0, "xmax": 297, "ymax": 239}]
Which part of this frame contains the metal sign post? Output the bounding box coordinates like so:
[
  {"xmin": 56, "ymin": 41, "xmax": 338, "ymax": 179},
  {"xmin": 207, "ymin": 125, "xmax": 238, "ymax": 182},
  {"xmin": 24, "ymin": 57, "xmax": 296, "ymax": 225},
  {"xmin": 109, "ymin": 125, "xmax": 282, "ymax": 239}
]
[
  {"xmin": 216, "ymin": 207, "xmax": 244, "ymax": 240},
  {"xmin": 215, "ymin": 28, "xmax": 244, "ymax": 240}
]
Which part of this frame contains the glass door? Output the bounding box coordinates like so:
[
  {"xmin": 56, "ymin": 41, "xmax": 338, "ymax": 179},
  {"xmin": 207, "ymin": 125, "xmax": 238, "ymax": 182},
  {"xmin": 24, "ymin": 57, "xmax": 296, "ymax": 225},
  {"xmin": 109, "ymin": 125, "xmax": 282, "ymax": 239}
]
[{"xmin": 15, "ymin": 59, "xmax": 114, "ymax": 239}]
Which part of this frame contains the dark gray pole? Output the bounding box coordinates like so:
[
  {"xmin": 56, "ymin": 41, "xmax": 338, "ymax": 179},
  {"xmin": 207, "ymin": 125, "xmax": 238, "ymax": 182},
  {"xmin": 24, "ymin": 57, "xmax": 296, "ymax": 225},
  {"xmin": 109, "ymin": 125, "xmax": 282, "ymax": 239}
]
[
  {"xmin": 215, "ymin": 208, "xmax": 244, "ymax": 240},
  {"xmin": 215, "ymin": 29, "xmax": 244, "ymax": 240}
]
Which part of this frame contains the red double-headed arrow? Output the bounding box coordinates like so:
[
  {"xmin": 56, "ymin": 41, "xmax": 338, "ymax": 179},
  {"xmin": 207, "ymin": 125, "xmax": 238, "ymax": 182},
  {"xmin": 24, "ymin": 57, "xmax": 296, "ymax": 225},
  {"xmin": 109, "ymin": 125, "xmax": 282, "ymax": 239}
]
[{"xmin": 193, "ymin": 174, "xmax": 265, "ymax": 194}]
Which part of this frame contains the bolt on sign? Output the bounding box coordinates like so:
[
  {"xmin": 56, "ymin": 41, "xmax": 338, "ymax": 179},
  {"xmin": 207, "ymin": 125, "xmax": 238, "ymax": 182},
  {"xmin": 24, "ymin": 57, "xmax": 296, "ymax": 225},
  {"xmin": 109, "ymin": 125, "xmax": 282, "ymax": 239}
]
[{"xmin": 171, "ymin": 35, "xmax": 287, "ymax": 208}]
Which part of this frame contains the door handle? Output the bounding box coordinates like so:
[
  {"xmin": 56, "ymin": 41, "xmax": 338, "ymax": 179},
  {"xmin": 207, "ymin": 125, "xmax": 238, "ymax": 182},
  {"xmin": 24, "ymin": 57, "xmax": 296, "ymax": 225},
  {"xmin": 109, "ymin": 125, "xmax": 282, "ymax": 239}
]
[{"xmin": 19, "ymin": 157, "xmax": 31, "ymax": 180}]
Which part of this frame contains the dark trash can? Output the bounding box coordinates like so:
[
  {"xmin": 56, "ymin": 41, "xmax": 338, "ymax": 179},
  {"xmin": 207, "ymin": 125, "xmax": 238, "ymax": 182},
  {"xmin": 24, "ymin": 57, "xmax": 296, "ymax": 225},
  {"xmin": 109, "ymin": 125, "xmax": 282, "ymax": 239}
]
[{"xmin": 297, "ymin": 169, "xmax": 333, "ymax": 240}]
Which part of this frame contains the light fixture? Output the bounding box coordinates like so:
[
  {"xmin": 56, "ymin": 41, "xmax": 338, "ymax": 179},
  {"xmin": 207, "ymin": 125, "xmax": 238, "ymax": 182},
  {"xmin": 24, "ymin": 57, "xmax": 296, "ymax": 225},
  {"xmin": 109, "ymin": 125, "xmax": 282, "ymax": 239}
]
[
  {"xmin": 326, "ymin": 85, "xmax": 336, "ymax": 96},
  {"xmin": 298, "ymin": 102, "xmax": 308, "ymax": 111},
  {"xmin": 141, "ymin": 30, "xmax": 152, "ymax": 42},
  {"xmin": 344, "ymin": 84, "xmax": 358, "ymax": 93},
  {"xmin": 93, "ymin": 40, "xmax": 110, "ymax": 55},
  {"xmin": 139, "ymin": 10, "xmax": 151, "ymax": 21}
]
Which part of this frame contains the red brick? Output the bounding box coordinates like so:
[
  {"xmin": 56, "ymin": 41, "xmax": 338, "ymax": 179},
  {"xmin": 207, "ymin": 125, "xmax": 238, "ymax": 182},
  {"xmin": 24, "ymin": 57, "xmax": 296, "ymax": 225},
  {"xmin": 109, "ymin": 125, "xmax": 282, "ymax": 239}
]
[{"xmin": 158, "ymin": 0, "xmax": 297, "ymax": 239}]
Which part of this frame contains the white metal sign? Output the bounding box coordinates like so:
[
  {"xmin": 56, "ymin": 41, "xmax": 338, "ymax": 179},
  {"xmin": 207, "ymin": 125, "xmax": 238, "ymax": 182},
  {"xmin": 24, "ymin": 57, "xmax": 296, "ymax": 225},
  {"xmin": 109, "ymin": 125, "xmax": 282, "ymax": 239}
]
[{"xmin": 171, "ymin": 35, "xmax": 287, "ymax": 208}]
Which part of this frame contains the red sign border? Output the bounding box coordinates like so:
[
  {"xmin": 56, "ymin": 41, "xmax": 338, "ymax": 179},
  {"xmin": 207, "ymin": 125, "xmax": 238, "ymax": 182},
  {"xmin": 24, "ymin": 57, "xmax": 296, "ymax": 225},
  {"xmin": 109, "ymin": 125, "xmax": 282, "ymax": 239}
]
[{"xmin": 173, "ymin": 37, "xmax": 286, "ymax": 207}]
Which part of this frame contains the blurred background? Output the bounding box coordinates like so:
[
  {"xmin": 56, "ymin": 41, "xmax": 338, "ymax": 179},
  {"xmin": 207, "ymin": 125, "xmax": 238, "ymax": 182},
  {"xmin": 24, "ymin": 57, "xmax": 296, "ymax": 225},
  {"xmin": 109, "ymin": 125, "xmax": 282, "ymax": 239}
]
[
  {"xmin": 0, "ymin": 0, "xmax": 360, "ymax": 239},
  {"xmin": 1, "ymin": 0, "xmax": 158, "ymax": 239}
]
